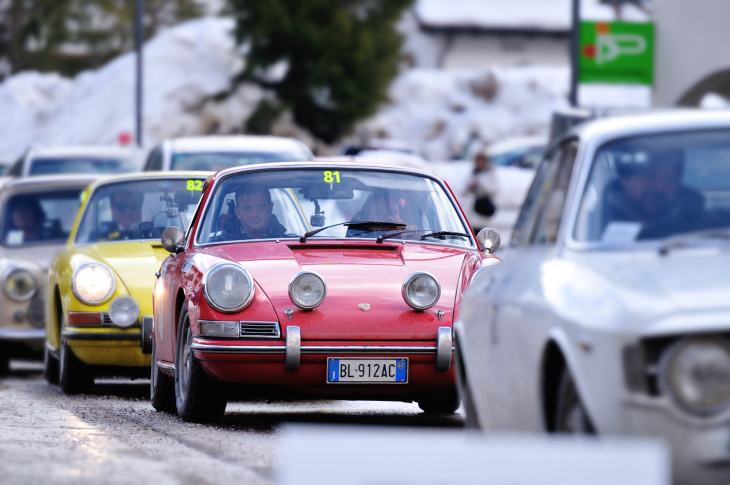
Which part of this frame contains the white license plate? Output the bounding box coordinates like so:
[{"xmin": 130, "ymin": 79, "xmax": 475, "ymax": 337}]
[{"xmin": 327, "ymin": 358, "xmax": 408, "ymax": 384}]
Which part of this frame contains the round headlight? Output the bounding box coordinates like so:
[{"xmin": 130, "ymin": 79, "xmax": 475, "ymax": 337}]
[
  {"xmin": 402, "ymin": 272, "xmax": 440, "ymax": 310},
  {"xmin": 3, "ymin": 268, "xmax": 37, "ymax": 301},
  {"xmin": 203, "ymin": 264, "xmax": 254, "ymax": 313},
  {"xmin": 108, "ymin": 296, "xmax": 140, "ymax": 327},
  {"xmin": 289, "ymin": 272, "xmax": 326, "ymax": 310},
  {"xmin": 660, "ymin": 338, "xmax": 730, "ymax": 416},
  {"xmin": 72, "ymin": 263, "xmax": 116, "ymax": 305}
]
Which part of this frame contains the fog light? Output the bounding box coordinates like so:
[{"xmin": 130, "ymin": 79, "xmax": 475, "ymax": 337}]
[
  {"xmin": 200, "ymin": 320, "xmax": 240, "ymax": 338},
  {"xmin": 108, "ymin": 296, "xmax": 139, "ymax": 328}
]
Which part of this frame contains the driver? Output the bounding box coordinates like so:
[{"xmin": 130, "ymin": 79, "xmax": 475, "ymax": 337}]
[
  {"xmin": 106, "ymin": 191, "xmax": 144, "ymax": 239},
  {"xmin": 602, "ymin": 148, "xmax": 707, "ymax": 239},
  {"xmin": 228, "ymin": 184, "xmax": 288, "ymax": 240}
]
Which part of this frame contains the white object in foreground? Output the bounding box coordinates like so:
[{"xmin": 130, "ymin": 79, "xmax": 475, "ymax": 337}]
[{"xmin": 278, "ymin": 426, "xmax": 669, "ymax": 485}]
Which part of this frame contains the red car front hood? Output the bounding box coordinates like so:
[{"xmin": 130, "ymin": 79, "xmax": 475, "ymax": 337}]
[{"xmin": 204, "ymin": 241, "xmax": 470, "ymax": 340}]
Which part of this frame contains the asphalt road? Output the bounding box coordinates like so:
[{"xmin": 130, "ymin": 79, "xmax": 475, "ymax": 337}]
[{"xmin": 0, "ymin": 361, "xmax": 463, "ymax": 485}]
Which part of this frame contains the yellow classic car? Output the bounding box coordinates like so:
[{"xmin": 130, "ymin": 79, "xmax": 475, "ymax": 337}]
[{"xmin": 45, "ymin": 171, "xmax": 210, "ymax": 394}]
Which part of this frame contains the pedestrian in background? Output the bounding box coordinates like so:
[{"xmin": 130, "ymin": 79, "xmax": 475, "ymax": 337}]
[{"xmin": 465, "ymin": 151, "xmax": 498, "ymax": 232}]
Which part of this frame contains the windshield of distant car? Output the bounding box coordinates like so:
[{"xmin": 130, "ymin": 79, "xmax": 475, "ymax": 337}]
[
  {"xmin": 74, "ymin": 177, "xmax": 206, "ymax": 244},
  {"xmin": 1, "ymin": 189, "xmax": 85, "ymax": 246},
  {"xmin": 574, "ymin": 129, "xmax": 730, "ymax": 243},
  {"xmin": 29, "ymin": 157, "xmax": 138, "ymax": 175},
  {"xmin": 196, "ymin": 168, "xmax": 473, "ymax": 248},
  {"xmin": 171, "ymin": 151, "xmax": 311, "ymax": 171}
]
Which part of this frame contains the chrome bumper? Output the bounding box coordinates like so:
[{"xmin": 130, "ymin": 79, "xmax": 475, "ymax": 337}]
[
  {"xmin": 0, "ymin": 329, "xmax": 45, "ymax": 341},
  {"xmin": 192, "ymin": 325, "xmax": 454, "ymax": 372}
]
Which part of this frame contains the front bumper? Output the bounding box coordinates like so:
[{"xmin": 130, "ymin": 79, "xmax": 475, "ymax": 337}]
[
  {"xmin": 622, "ymin": 396, "xmax": 730, "ymax": 484},
  {"xmin": 62, "ymin": 315, "xmax": 154, "ymax": 367}
]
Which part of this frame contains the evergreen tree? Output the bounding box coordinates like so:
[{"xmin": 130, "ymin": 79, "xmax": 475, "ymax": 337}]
[{"xmin": 230, "ymin": 0, "xmax": 412, "ymax": 144}]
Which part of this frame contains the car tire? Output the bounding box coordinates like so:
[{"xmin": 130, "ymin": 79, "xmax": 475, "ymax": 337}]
[
  {"xmin": 44, "ymin": 345, "xmax": 59, "ymax": 385},
  {"xmin": 150, "ymin": 338, "xmax": 176, "ymax": 413},
  {"xmin": 555, "ymin": 366, "xmax": 595, "ymax": 434},
  {"xmin": 454, "ymin": 341, "xmax": 480, "ymax": 428},
  {"xmin": 417, "ymin": 391, "xmax": 460, "ymax": 414},
  {"xmin": 0, "ymin": 352, "xmax": 9, "ymax": 377},
  {"xmin": 174, "ymin": 304, "xmax": 227, "ymax": 423},
  {"xmin": 59, "ymin": 340, "xmax": 93, "ymax": 395}
]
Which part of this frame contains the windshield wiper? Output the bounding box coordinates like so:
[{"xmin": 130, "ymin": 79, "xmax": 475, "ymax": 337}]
[
  {"xmin": 299, "ymin": 221, "xmax": 405, "ymax": 242},
  {"xmin": 658, "ymin": 228, "xmax": 730, "ymax": 256},
  {"xmin": 375, "ymin": 230, "xmax": 471, "ymax": 243}
]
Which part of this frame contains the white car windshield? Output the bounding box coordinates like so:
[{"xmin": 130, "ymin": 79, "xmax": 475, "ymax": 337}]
[
  {"xmin": 197, "ymin": 168, "xmax": 472, "ymax": 248},
  {"xmin": 171, "ymin": 151, "xmax": 311, "ymax": 171},
  {"xmin": 75, "ymin": 178, "xmax": 205, "ymax": 244},
  {"xmin": 574, "ymin": 129, "xmax": 730, "ymax": 243},
  {"xmin": 1, "ymin": 189, "xmax": 84, "ymax": 246},
  {"xmin": 30, "ymin": 157, "xmax": 138, "ymax": 175}
]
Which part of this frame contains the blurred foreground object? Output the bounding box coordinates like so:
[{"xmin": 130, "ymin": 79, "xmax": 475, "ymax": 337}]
[
  {"xmin": 7, "ymin": 146, "xmax": 143, "ymax": 178},
  {"xmin": 0, "ymin": 175, "xmax": 98, "ymax": 376},
  {"xmin": 455, "ymin": 110, "xmax": 730, "ymax": 484},
  {"xmin": 143, "ymin": 135, "xmax": 313, "ymax": 171},
  {"xmin": 279, "ymin": 425, "xmax": 668, "ymax": 485}
]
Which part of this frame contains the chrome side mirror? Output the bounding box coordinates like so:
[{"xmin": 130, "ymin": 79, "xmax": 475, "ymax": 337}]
[
  {"xmin": 476, "ymin": 227, "xmax": 500, "ymax": 254},
  {"xmin": 161, "ymin": 226, "xmax": 185, "ymax": 254}
]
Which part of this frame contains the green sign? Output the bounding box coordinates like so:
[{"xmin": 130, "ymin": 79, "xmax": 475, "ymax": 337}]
[{"xmin": 579, "ymin": 21, "xmax": 654, "ymax": 85}]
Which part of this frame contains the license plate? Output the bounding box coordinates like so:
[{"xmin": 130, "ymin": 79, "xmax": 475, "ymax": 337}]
[{"xmin": 327, "ymin": 358, "xmax": 408, "ymax": 384}]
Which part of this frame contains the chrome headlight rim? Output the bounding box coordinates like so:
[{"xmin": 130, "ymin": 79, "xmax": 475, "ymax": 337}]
[
  {"xmin": 108, "ymin": 295, "xmax": 140, "ymax": 328},
  {"xmin": 288, "ymin": 271, "xmax": 327, "ymax": 310},
  {"xmin": 71, "ymin": 263, "xmax": 116, "ymax": 306},
  {"xmin": 659, "ymin": 337, "xmax": 730, "ymax": 417},
  {"xmin": 202, "ymin": 263, "xmax": 255, "ymax": 314},
  {"xmin": 3, "ymin": 267, "xmax": 38, "ymax": 302},
  {"xmin": 402, "ymin": 271, "xmax": 441, "ymax": 311}
]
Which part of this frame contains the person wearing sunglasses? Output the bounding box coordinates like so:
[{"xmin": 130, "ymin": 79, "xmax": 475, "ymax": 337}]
[{"xmin": 106, "ymin": 192, "xmax": 144, "ymax": 239}]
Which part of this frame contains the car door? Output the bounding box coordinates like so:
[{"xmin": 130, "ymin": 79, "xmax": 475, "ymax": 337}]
[{"xmin": 484, "ymin": 139, "xmax": 578, "ymax": 430}]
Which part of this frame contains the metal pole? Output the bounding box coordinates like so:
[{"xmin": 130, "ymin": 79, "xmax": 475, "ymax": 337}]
[
  {"xmin": 135, "ymin": 0, "xmax": 144, "ymax": 147},
  {"xmin": 569, "ymin": 0, "xmax": 580, "ymax": 106}
]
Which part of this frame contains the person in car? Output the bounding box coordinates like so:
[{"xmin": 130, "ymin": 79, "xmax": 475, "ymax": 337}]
[
  {"xmin": 347, "ymin": 190, "xmax": 417, "ymax": 238},
  {"xmin": 602, "ymin": 148, "xmax": 708, "ymax": 239},
  {"xmin": 228, "ymin": 184, "xmax": 288, "ymax": 240},
  {"xmin": 7, "ymin": 197, "xmax": 45, "ymax": 243}
]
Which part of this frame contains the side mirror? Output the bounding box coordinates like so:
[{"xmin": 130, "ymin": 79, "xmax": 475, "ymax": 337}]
[
  {"xmin": 161, "ymin": 226, "xmax": 185, "ymax": 254},
  {"xmin": 476, "ymin": 227, "xmax": 500, "ymax": 254}
]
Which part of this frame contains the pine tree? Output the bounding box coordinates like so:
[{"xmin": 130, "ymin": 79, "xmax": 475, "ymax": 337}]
[{"xmin": 229, "ymin": 0, "xmax": 413, "ymax": 144}]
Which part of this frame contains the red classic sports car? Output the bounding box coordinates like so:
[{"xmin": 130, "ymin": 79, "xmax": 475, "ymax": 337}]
[{"xmin": 151, "ymin": 161, "xmax": 500, "ymax": 422}]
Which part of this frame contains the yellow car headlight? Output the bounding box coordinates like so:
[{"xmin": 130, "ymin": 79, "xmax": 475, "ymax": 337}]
[
  {"xmin": 72, "ymin": 263, "xmax": 116, "ymax": 305},
  {"xmin": 3, "ymin": 268, "xmax": 37, "ymax": 301}
]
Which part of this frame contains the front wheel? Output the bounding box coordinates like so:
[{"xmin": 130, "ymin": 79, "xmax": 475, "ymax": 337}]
[
  {"xmin": 44, "ymin": 345, "xmax": 59, "ymax": 384},
  {"xmin": 174, "ymin": 304, "xmax": 227, "ymax": 423},
  {"xmin": 417, "ymin": 390, "xmax": 460, "ymax": 414},
  {"xmin": 0, "ymin": 351, "xmax": 9, "ymax": 377},
  {"xmin": 150, "ymin": 338, "xmax": 176, "ymax": 413},
  {"xmin": 59, "ymin": 340, "xmax": 93, "ymax": 395},
  {"xmin": 555, "ymin": 367, "xmax": 595, "ymax": 434}
]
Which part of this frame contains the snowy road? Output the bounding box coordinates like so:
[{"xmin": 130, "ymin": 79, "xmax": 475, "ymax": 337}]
[{"xmin": 0, "ymin": 363, "xmax": 463, "ymax": 485}]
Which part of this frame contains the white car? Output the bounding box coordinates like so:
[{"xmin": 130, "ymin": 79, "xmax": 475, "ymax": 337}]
[
  {"xmin": 7, "ymin": 146, "xmax": 143, "ymax": 177},
  {"xmin": 142, "ymin": 135, "xmax": 313, "ymax": 171},
  {"xmin": 454, "ymin": 110, "xmax": 730, "ymax": 484}
]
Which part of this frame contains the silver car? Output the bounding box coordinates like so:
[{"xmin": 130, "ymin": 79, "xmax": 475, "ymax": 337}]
[
  {"xmin": 454, "ymin": 110, "xmax": 730, "ymax": 484},
  {"xmin": 6, "ymin": 146, "xmax": 143, "ymax": 177},
  {"xmin": 0, "ymin": 175, "xmax": 98, "ymax": 375},
  {"xmin": 142, "ymin": 135, "xmax": 314, "ymax": 171}
]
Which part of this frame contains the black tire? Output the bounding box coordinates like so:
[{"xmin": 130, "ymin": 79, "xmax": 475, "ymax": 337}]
[
  {"xmin": 555, "ymin": 367, "xmax": 595, "ymax": 434},
  {"xmin": 59, "ymin": 340, "xmax": 93, "ymax": 395},
  {"xmin": 150, "ymin": 337, "xmax": 176, "ymax": 413},
  {"xmin": 44, "ymin": 345, "xmax": 59, "ymax": 384},
  {"xmin": 174, "ymin": 304, "xmax": 227, "ymax": 423},
  {"xmin": 454, "ymin": 340, "xmax": 480, "ymax": 428},
  {"xmin": 0, "ymin": 353, "xmax": 9, "ymax": 377},
  {"xmin": 417, "ymin": 390, "xmax": 460, "ymax": 414}
]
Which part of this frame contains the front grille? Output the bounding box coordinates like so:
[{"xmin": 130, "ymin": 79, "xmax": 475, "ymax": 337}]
[
  {"xmin": 28, "ymin": 292, "xmax": 45, "ymax": 328},
  {"xmin": 102, "ymin": 313, "xmax": 114, "ymax": 325},
  {"xmin": 239, "ymin": 321, "xmax": 280, "ymax": 338}
]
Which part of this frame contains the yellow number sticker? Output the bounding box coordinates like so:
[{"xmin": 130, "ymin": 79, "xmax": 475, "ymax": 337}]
[
  {"xmin": 187, "ymin": 179, "xmax": 203, "ymax": 191},
  {"xmin": 323, "ymin": 171, "xmax": 340, "ymax": 183}
]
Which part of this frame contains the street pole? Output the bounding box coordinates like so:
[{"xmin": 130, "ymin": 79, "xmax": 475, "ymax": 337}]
[
  {"xmin": 135, "ymin": 0, "xmax": 144, "ymax": 147},
  {"xmin": 569, "ymin": 0, "xmax": 580, "ymax": 106}
]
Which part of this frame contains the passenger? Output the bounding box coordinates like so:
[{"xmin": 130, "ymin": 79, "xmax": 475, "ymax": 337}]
[
  {"xmin": 7, "ymin": 197, "xmax": 45, "ymax": 243},
  {"xmin": 602, "ymin": 148, "xmax": 707, "ymax": 239},
  {"xmin": 348, "ymin": 190, "xmax": 417, "ymax": 238},
  {"xmin": 228, "ymin": 184, "xmax": 288, "ymax": 240}
]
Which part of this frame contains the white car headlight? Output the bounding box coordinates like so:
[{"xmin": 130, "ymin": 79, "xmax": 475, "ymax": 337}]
[
  {"xmin": 660, "ymin": 338, "xmax": 730, "ymax": 416},
  {"xmin": 3, "ymin": 268, "xmax": 37, "ymax": 301},
  {"xmin": 203, "ymin": 264, "xmax": 254, "ymax": 313},
  {"xmin": 402, "ymin": 272, "xmax": 440, "ymax": 310},
  {"xmin": 72, "ymin": 263, "xmax": 116, "ymax": 305},
  {"xmin": 108, "ymin": 296, "xmax": 140, "ymax": 327},
  {"xmin": 289, "ymin": 271, "xmax": 326, "ymax": 310}
]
